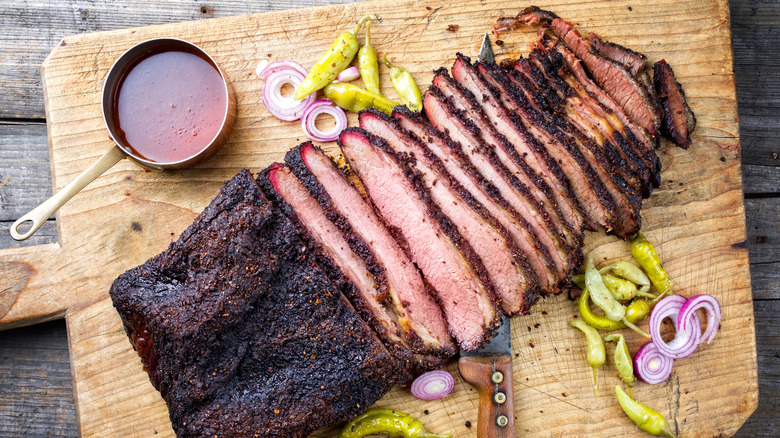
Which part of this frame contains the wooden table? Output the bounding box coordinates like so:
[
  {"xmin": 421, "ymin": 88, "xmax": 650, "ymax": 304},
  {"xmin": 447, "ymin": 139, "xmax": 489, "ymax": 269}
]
[{"xmin": 0, "ymin": 0, "xmax": 776, "ymax": 436}]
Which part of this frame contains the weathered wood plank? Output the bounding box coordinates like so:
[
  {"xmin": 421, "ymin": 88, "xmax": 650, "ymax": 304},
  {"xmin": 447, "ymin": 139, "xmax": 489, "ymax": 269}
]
[
  {"xmin": 0, "ymin": 0, "xmax": 355, "ymax": 119},
  {"xmin": 742, "ymin": 164, "xmax": 780, "ymax": 194},
  {"xmin": 734, "ymin": 299, "xmax": 780, "ymax": 437},
  {"xmin": 744, "ymin": 198, "xmax": 780, "ymax": 300},
  {"xmin": 0, "ymin": 122, "xmax": 52, "ymax": 221},
  {"xmin": 0, "ymin": 319, "xmax": 78, "ymax": 438},
  {"xmin": 730, "ymin": 0, "xmax": 780, "ymax": 167}
]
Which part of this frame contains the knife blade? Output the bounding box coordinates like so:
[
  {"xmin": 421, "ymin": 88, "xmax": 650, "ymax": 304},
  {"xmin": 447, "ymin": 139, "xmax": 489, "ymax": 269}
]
[{"xmin": 456, "ymin": 33, "xmax": 516, "ymax": 438}]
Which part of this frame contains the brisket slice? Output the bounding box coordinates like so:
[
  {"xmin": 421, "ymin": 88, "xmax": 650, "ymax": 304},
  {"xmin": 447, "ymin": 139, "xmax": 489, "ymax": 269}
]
[
  {"xmin": 653, "ymin": 59, "xmax": 697, "ymax": 149},
  {"xmin": 423, "ymin": 86, "xmax": 570, "ymax": 291},
  {"xmin": 588, "ymin": 32, "xmax": 646, "ymax": 77},
  {"xmin": 432, "ymin": 67, "xmax": 582, "ymax": 252},
  {"xmin": 286, "ymin": 143, "xmax": 456, "ymax": 355},
  {"xmin": 359, "ymin": 108, "xmax": 540, "ymax": 314},
  {"xmin": 109, "ymin": 169, "xmax": 402, "ymax": 438},
  {"xmin": 505, "ymin": 6, "xmax": 662, "ymax": 137},
  {"xmin": 469, "ymin": 57, "xmax": 618, "ymax": 233},
  {"xmin": 392, "ymin": 107, "xmax": 560, "ymax": 296},
  {"xmin": 339, "ymin": 128, "xmax": 501, "ymax": 350},
  {"xmin": 262, "ymin": 163, "xmax": 439, "ymax": 373}
]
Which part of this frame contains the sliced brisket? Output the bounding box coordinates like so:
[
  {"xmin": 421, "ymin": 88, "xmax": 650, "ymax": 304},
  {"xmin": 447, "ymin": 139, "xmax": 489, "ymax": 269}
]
[
  {"xmin": 286, "ymin": 143, "xmax": 456, "ymax": 356},
  {"xmin": 339, "ymin": 128, "xmax": 501, "ymax": 350},
  {"xmin": 654, "ymin": 59, "xmax": 697, "ymax": 149},
  {"xmin": 391, "ymin": 107, "xmax": 560, "ymax": 295},
  {"xmin": 109, "ymin": 169, "xmax": 402, "ymax": 437},
  {"xmin": 359, "ymin": 109, "xmax": 539, "ymax": 314},
  {"xmin": 263, "ymin": 163, "xmax": 439, "ymax": 372}
]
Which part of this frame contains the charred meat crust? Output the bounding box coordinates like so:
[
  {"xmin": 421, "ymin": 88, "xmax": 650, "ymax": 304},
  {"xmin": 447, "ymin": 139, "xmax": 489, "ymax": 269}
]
[
  {"xmin": 360, "ymin": 108, "xmax": 540, "ymax": 314},
  {"xmin": 339, "ymin": 127, "xmax": 501, "ymax": 350},
  {"xmin": 392, "ymin": 105, "xmax": 558, "ymax": 297},
  {"xmin": 110, "ymin": 169, "xmax": 403, "ymax": 438},
  {"xmin": 653, "ymin": 59, "xmax": 697, "ymax": 149}
]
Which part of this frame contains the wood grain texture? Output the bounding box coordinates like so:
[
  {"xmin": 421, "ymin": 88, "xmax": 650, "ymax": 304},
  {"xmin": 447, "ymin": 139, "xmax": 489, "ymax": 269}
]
[
  {"xmin": 744, "ymin": 198, "xmax": 780, "ymax": 300},
  {"xmin": 0, "ymin": 0, "xmax": 776, "ymax": 436}
]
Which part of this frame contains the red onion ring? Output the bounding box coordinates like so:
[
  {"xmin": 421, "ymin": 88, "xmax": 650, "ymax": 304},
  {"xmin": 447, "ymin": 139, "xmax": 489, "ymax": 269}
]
[
  {"xmin": 634, "ymin": 341, "xmax": 674, "ymax": 384},
  {"xmin": 262, "ymin": 69, "xmax": 314, "ymax": 121},
  {"xmin": 648, "ymin": 294, "xmax": 702, "ymax": 359},
  {"xmin": 336, "ymin": 66, "xmax": 360, "ymax": 82},
  {"xmin": 410, "ymin": 370, "xmax": 454, "ymax": 401},
  {"xmin": 300, "ymin": 99, "xmax": 347, "ymax": 142},
  {"xmin": 257, "ymin": 60, "xmax": 308, "ymax": 80},
  {"xmin": 679, "ymin": 294, "xmax": 721, "ymax": 345}
]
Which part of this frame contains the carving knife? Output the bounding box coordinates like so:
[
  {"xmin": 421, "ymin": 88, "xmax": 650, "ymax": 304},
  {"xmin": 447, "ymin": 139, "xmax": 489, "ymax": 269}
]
[{"xmin": 457, "ymin": 34, "xmax": 516, "ymax": 438}]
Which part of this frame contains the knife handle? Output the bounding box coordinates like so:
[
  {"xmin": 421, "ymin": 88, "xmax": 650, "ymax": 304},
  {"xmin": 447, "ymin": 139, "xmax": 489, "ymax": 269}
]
[{"xmin": 458, "ymin": 355, "xmax": 515, "ymax": 437}]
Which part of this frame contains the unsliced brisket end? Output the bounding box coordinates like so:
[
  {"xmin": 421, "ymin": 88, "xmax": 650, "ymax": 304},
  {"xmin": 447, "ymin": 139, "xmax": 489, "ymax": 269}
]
[
  {"xmin": 472, "ymin": 58, "xmax": 618, "ymax": 233},
  {"xmin": 286, "ymin": 143, "xmax": 456, "ymax": 356},
  {"xmin": 339, "ymin": 128, "xmax": 501, "ymax": 350},
  {"xmin": 392, "ymin": 106, "xmax": 557, "ymax": 298},
  {"xmin": 359, "ymin": 108, "xmax": 540, "ymax": 314},
  {"xmin": 109, "ymin": 169, "xmax": 402, "ymax": 438},
  {"xmin": 261, "ymin": 163, "xmax": 437, "ymax": 374},
  {"xmin": 653, "ymin": 59, "xmax": 697, "ymax": 149},
  {"xmin": 423, "ymin": 86, "xmax": 570, "ymax": 292},
  {"xmin": 588, "ymin": 32, "xmax": 646, "ymax": 76}
]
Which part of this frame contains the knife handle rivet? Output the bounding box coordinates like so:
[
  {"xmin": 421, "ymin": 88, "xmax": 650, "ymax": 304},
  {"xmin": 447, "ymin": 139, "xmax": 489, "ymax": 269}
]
[
  {"xmin": 496, "ymin": 414, "xmax": 509, "ymax": 428},
  {"xmin": 493, "ymin": 391, "xmax": 507, "ymax": 404},
  {"xmin": 490, "ymin": 371, "xmax": 504, "ymax": 384}
]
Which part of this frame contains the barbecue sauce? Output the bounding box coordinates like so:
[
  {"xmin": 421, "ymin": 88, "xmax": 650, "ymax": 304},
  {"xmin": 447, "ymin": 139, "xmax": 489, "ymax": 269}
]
[{"xmin": 112, "ymin": 49, "xmax": 227, "ymax": 163}]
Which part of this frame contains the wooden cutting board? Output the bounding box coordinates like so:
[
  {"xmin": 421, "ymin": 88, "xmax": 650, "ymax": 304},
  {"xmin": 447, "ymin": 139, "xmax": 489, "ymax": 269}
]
[{"xmin": 0, "ymin": 0, "xmax": 756, "ymax": 436}]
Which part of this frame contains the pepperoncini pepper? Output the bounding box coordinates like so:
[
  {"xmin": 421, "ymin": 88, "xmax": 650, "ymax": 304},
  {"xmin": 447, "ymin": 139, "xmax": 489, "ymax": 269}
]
[
  {"xmin": 338, "ymin": 409, "xmax": 452, "ymax": 438},
  {"xmin": 599, "ymin": 260, "xmax": 655, "ymax": 298},
  {"xmin": 615, "ymin": 386, "xmax": 677, "ymax": 438},
  {"xmin": 382, "ymin": 54, "xmax": 423, "ymax": 112},
  {"xmin": 585, "ymin": 258, "xmax": 650, "ymax": 338},
  {"xmin": 323, "ymin": 82, "xmax": 400, "ymax": 114},
  {"xmin": 570, "ymin": 319, "xmax": 606, "ymax": 396},
  {"xmin": 357, "ymin": 20, "xmax": 381, "ymax": 96},
  {"xmin": 631, "ymin": 232, "xmax": 673, "ymax": 295},
  {"xmin": 294, "ymin": 14, "xmax": 374, "ymax": 100},
  {"xmin": 604, "ymin": 333, "xmax": 635, "ymax": 398}
]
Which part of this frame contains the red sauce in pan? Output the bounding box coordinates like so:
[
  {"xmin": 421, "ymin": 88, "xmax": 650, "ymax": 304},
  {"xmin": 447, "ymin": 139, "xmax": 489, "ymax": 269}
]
[{"xmin": 112, "ymin": 49, "xmax": 227, "ymax": 163}]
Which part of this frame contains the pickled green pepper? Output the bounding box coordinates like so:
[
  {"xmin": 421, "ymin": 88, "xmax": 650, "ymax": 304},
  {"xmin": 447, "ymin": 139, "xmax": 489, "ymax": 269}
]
[
  {"xmin": 338, "ymin": 409, "xmax": 452, "ymax": 438},
  {"xmin": 323, "ymin": 82, "xmax": 400, "ymax": 114},
  {"xmin": 599, "ymin": 260, "xmax": 654, "ymax": 297},
  {"xmin": 294, "ymin": 14, "xmax": 374, "ymax": 100},
  {"xmin": 570, "ymin": 319, "xmax": 606, "ymax": 396},
  {"xmin": 585, "ymin": 258, "xmax": 650, "ymax": 338},
  {"xmin": 357, "ymin": 20, "xmax": 382, "ymax": 96},
  {"xmin": 604, "ymin": 333, "xmax": 635, "ymax": 398},
  {"xmin": 615, "ymin": 386, "xmax": 677, "ymax": 438},
  {"xmin": 631, "ymin": 232, "xmax": 673, "ymax": 295},
  {"xmin": 382, "ymin": 54, "xmax": 423, "ymax": 112}
]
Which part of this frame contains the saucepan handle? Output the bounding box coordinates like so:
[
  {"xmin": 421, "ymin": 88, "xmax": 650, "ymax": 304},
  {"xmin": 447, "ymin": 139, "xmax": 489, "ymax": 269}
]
[{"xmin": 10, "ymin": 145, "xmax": 126, "ymax": 241}]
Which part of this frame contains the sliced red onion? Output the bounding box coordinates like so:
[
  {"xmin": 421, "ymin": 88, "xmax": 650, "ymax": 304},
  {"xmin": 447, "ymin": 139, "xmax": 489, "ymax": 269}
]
[
  {"xmin": 634, "ymin": 341, "xmax": 674, "ymax": 384},
  {"xmin": 679, "ymin": 294, "xmax": 721, "ymax": 345},
  {"xmin": 410, "ymin": 370, "xmax": 454, "ymax": 401},
  {"xmin": 262, "ymin": 69, "xmax": 314, "ymax": 121},
  {"xmin": 649, "ymin": 294, "xmax": 702, "ymax": 359},
  {"xmin": 257, "ymin": 60, "xmax": 308, "ymax": 80},
  {"xmin": 336, "ymin": 66, "xmax": 360, "ymax": 83},
  {"xmin": 300, "ymin": 99, "xmax": 348, "ymax": 142}
]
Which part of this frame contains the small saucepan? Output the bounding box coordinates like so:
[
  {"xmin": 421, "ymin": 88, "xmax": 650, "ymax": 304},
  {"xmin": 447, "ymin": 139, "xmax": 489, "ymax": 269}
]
[{"xmin": 10, "ymin": 38, "xmax": 236, "ymax": 241}]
